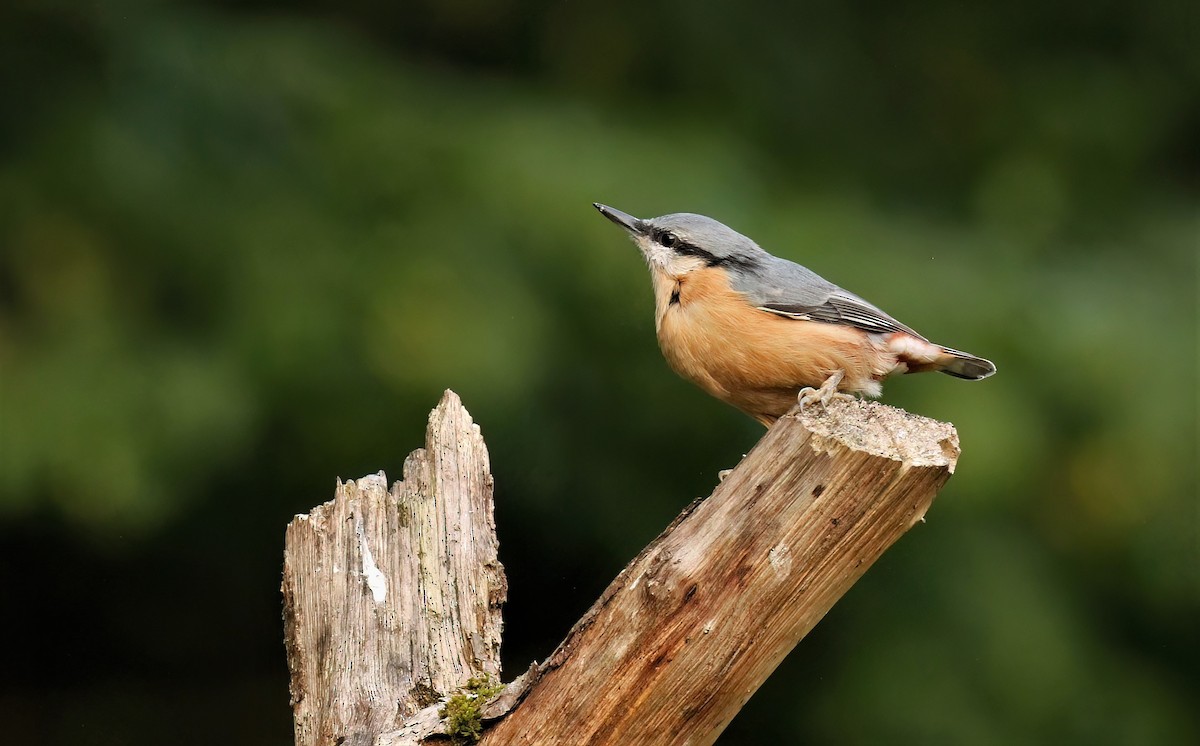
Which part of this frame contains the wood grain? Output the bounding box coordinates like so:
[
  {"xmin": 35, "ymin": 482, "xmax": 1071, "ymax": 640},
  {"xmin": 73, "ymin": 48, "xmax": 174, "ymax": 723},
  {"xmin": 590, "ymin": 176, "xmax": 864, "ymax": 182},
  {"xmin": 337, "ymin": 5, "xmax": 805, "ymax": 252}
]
[
  {"xmin": 282, "ymin": 390, "xmax": 505, "ymax": 746},
  {"xmin": 479, "ymin": 396, "xmax": 958, "ymax": 745},
  {"xmin": 284, "ymin": 391, "xmax": 960, "ymax": 746}
]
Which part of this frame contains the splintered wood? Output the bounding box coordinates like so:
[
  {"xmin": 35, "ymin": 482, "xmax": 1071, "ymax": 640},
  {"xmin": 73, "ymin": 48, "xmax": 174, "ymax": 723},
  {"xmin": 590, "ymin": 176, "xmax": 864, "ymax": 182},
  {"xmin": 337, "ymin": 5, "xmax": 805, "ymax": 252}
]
[
  {"xmin": 282, "ymin": 391, "xmax": 506, "ymax": 746},
  {"xmin": 282, "ymin": 391, "xmax": 960, "ymax": 746}
]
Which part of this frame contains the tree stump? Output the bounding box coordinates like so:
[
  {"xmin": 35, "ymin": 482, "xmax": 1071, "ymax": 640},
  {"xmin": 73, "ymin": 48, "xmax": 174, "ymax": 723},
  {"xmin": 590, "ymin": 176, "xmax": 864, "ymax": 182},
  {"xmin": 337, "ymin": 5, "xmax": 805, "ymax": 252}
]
[{"xmin": 283, "ymin": 392, "xmax": 959, "ymax": 745}]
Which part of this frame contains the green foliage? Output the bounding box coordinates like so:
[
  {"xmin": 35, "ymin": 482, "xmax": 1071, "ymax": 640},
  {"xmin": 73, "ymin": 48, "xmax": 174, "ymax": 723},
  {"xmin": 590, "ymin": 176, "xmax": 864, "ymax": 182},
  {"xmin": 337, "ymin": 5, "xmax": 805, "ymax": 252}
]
[
  {"xmin": 0, "ymin": 2, "xmax": 1195, "ymax": 745},
  {"xmin": 440, "ymin": 675, "xmax": 505, "ymax": 746}
]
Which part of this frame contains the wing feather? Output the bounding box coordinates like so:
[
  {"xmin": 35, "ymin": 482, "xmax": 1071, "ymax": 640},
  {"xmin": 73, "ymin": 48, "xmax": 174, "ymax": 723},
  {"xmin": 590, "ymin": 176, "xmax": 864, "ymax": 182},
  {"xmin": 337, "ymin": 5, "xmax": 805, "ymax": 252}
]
[
  {"xmin": 757, "ymin": 292, "xmax": 925, "ymax": 339},
  {"xmin": 733, "ymin": 254, "xmax": 926, "ymax": 340}
]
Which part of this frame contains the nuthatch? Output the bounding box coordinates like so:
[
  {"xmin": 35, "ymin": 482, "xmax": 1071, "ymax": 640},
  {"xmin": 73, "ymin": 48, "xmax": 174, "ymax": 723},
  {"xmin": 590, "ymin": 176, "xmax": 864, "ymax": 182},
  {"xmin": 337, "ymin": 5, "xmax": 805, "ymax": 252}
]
[{"xmin": 595, "ymin": 204, "xmax": 996, "ymax": 426}]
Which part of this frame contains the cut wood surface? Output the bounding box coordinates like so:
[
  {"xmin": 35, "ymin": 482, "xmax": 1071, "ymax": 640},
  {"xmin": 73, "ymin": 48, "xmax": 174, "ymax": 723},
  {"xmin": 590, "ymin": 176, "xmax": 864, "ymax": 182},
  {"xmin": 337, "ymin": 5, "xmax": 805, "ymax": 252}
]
[
  {"xmin": 282, "ymin": 391, "xmax": 506, "ymax": 746},
  {"xmin": 479, "ymin": 396, "xmax": 958, "ymax": 745}
]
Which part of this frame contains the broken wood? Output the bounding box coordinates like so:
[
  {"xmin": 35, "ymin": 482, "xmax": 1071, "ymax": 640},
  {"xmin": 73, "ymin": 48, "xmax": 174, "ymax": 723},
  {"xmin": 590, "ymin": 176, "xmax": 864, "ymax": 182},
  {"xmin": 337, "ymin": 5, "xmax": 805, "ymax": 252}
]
[
  {"xmin": 479, "ymin": 396, "xmax": 957, "ymax": 745},
  {"xmin": 282, "ymin": 390, "xmax": 505, "ymax": 746},
  {"xmin": 282, "ymin": 391, "xmax": 960, "ymax": 746}
]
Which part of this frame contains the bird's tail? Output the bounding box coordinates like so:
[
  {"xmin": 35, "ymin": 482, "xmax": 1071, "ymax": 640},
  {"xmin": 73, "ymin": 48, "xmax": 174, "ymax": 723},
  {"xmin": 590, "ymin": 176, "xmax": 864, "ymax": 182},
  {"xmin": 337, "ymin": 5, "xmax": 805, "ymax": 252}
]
[{"xmin": 936, "ymin": 346, "xmax": 996, "ymax": 380}]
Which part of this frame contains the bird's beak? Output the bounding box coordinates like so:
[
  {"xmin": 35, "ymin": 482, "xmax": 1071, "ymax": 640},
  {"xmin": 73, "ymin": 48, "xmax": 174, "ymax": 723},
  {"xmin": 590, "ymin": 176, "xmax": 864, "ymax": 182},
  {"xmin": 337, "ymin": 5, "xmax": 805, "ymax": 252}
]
[{"xmin": 594, "ymin": 203, "xmax": 645, "ymax": 235}]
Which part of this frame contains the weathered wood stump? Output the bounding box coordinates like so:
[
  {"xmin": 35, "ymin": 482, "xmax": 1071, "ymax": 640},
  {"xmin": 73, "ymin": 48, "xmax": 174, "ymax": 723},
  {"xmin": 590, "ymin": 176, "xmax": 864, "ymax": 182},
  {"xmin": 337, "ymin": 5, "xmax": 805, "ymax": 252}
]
[
  {"xmin": 283, "ymin": 391, "xmax": 505, "ymax": 746},
  {"xmin": 283, "ymin": 391, "xmax": 959, "ymax": 746}
]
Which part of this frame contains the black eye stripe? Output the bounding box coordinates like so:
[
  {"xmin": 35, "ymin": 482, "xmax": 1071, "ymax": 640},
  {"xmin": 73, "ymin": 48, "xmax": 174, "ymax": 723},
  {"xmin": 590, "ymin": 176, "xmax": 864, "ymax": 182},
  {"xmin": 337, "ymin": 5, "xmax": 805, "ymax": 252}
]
[
  {"xmin": 670, "ymin": 238, "xmax": 723, "ymax": 264},
  {"xmin": 654, "ymin": 229, "xmax": 758, "ymax": 271}
]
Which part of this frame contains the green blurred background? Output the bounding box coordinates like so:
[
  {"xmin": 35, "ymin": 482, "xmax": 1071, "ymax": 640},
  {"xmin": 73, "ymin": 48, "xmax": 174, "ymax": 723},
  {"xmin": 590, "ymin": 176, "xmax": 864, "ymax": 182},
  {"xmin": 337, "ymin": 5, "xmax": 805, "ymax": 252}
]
[{"xmin": 1, "ymin": 0, "xmax": 1196, "ymax": 743}]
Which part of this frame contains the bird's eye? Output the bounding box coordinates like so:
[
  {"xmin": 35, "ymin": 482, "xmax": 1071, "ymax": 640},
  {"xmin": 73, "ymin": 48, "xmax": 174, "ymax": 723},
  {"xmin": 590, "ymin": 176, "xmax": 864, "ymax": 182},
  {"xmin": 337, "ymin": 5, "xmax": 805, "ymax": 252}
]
[{"xmin": 660, "ymin": 232, "xmax": 677, "ymax": 248}]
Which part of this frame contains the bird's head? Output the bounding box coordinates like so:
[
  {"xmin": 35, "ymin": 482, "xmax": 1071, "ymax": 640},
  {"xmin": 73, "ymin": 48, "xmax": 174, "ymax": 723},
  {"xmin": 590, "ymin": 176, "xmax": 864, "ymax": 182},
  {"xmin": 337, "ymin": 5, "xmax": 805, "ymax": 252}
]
[{"xmin": 594, "ymin": 204, "xmax": 763, "ymax": 279}]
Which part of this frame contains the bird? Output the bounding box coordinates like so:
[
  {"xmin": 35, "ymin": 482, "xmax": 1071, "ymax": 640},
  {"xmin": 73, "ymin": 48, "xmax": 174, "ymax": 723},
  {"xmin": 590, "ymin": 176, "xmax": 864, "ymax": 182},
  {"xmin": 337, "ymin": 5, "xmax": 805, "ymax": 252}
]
[{"xmin": 594, "ymin": 203, "xmax": 996, "ymax": 427}]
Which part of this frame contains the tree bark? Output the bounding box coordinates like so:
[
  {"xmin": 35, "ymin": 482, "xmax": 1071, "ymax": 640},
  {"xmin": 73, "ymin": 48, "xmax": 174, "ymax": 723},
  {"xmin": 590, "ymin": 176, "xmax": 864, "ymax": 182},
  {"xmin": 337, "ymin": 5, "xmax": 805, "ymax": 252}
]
[{"xmin": 282, "ymin": 390, "xmax": 506, "ymax": 746}]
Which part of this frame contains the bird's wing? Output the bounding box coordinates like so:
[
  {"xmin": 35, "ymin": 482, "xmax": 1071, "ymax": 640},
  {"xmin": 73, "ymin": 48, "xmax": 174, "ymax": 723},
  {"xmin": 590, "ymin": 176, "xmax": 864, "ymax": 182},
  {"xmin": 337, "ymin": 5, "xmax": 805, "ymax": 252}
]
[
  {"xmin": 756, "ymin": 290, "xmax": 924, "ymax": 338},
  {"xmin": 734, "ymin": 255, "xmax": 927, "ymax": 339}
]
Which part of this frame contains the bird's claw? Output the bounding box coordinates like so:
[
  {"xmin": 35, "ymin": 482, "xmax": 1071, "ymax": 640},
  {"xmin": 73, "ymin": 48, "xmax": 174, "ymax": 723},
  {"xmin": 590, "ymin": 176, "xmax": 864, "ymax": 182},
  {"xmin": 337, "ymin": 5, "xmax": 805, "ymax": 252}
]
[{"xmin": 798, "ymin": 370, "xmax": 846, "ymax": 413}]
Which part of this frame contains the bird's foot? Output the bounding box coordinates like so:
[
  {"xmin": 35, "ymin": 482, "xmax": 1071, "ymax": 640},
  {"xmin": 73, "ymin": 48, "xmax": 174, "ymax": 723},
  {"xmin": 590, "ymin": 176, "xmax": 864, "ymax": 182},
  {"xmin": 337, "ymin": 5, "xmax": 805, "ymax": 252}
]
[{"xmin": 798, "ymin": 370, "xmax": 847, "ymax": 413}]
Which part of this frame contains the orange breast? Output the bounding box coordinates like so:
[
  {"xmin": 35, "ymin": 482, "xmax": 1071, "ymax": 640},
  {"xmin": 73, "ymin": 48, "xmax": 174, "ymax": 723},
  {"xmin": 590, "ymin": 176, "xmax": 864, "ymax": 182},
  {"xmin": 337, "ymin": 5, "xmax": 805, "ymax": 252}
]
[{"xmin": 652, "ymin": 268, "xmax": 896, "ymax": 424}]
